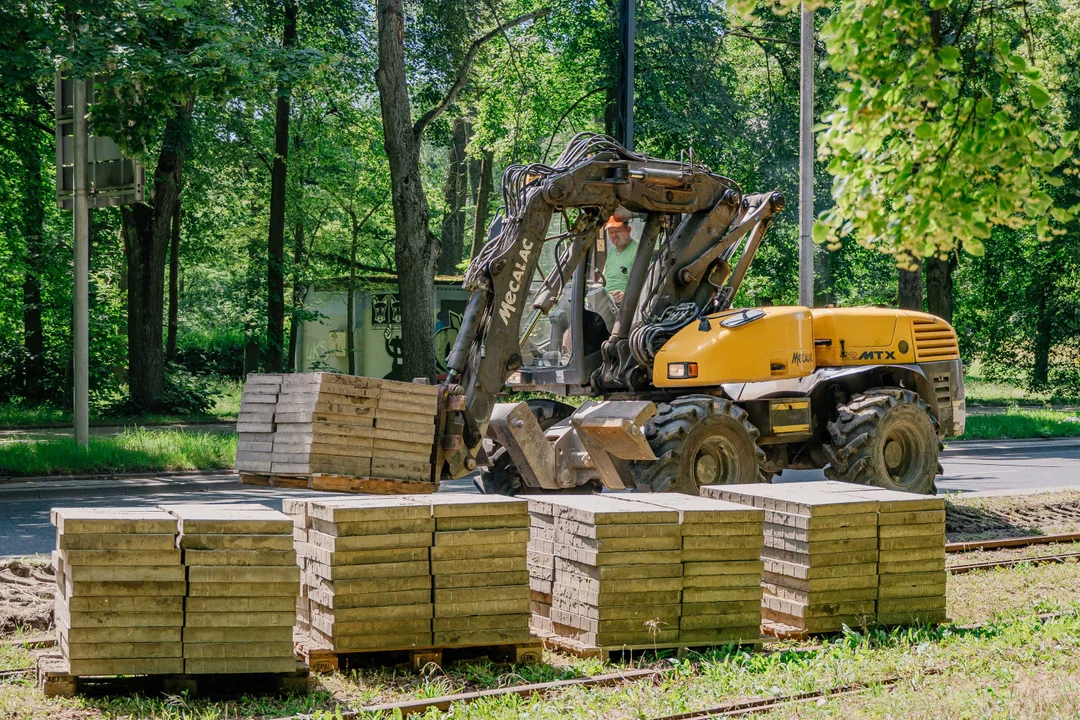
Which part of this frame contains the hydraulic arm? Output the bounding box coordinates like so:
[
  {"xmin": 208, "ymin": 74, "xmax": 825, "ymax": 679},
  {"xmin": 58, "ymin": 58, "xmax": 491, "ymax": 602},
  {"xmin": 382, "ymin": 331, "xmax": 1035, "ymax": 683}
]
[{"xmin": 435, "ymin": 134, "xmax": 783, "ymax": 485}]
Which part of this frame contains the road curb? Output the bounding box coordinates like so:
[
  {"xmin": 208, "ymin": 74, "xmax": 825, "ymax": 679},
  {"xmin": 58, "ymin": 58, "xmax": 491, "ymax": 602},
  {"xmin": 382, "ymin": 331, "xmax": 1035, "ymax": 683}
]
[
  {"xmin": 0, "ymin": 468, "xmax": 237, "ymax": 486},
  {"xmin": 944, "ymin": 437, "xmax": 1080, "ymax": 455},
  {"xmin": 0, "ymin": 475, "xmax": 240, "ymax": 503}
]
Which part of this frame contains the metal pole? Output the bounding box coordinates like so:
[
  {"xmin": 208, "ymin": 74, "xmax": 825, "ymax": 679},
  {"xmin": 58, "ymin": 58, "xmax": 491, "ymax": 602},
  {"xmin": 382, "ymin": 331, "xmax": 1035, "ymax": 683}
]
[
  {"xmin": 73, "ymin": 78, "xmax": 89, "ymax": 447},
  {"xmin": 798, "ymin": 4, "xmax": 815, "ymax": 308},
  {"xmin": 616, "ymin": 0, "xmax": 635, "ymax": 150}
]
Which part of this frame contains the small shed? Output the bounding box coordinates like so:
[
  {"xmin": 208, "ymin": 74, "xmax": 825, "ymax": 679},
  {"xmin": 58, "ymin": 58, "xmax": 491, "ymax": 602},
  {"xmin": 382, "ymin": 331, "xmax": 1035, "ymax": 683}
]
[{"xmin": 295, "ymin": 274, "xmax": 469, "ymax": 380}]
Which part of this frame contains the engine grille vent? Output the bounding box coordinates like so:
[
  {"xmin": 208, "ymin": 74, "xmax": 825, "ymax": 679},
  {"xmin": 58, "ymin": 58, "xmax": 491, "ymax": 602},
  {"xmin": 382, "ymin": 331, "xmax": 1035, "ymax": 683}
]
[{"xmin": 912, "ymin": 317, "xmax": 960, "ymax": 362}]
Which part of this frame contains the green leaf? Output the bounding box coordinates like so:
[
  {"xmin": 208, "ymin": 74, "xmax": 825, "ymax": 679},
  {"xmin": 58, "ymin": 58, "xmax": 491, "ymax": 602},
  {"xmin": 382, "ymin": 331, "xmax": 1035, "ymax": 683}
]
[
  {"xmin": 938, "ymin": 46, "xmax": 961, "ymax": 71},
  {"xmin": 812, "ymin": 221, "xmax": 830, "ymax": 244},
  {"xmin": 963, "ymin": 238, "xmax": 985, "ymax": 256},
  {"xmin": 1028, "ymin": 85, "xmax": 1051, "ymax": 108},
  {"xmin": 929, "ymin": 0, "xmax": 948, "ymax": 8},
  {"xmin": 1050, "ymin": 207, "xmax": 1073, "ymax": 223},
  {"xmin": 975, "ymin": 97, "xmax": 993, "ymax": 117},
  {"xmin": 843, "ymin": 133, "xmax": 864, "ymax": 153},
  {"xmin": 914, "ymin": 123, "xmax": 934, "ymax": 140}
]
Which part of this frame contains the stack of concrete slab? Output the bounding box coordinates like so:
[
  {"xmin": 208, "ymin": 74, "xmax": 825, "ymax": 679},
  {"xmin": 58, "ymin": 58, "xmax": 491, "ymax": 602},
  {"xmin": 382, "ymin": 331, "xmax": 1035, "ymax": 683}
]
[
  {"xmin": 525, "ymin": 498, "xmax": 556, "ymax": 636},
  {"xmin": 702, "ymin": 484, "xmax": 879, "ymax": 633},
  {"xmin": 429, "ymin": 495, "xmax": 531, "ymax": 647},
  {"xmin": 235, "ymin": 373, "xmax": 282, "ymax": 474},
  {"xmin": 271, "ymin": 373, "xmax": 380, "ymax": 479},
  {"xmin": 619, "ymin": 494, "xmax": 764, "ymax": 646},
  {"xmin": 51, "ymin": 508, "xmax": 185, "ymax": 675},
  {"xmin": 370, "ymin": 379, "xmax": 439, "ymax": 483},
  {"xmin": 299, "ymin": 497, "xmax": 434, "ymax": 652},
  {"xmin": 282, "ymin": 498, "xmax": 312, "ymax": 635},
  {"xmin": 812, "ymin": 482, "xmax": 947, "ymax": 626},
  {"xmin": 164, "ymin": 504, "xmax": 298, "ymax": 674},
  {"xmin": 544, "ymin": 495, "xmax": 683, "ymax": 648}
]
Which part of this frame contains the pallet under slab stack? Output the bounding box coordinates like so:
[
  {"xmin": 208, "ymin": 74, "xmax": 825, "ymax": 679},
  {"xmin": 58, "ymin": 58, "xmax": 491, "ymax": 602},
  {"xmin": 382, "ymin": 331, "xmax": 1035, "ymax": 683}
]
[
  {"xmin": 165, "ymin": 503, "xmax": 299, "ymax": 674},
  {"xmin": 50, "ymin": 508, "xmax": 185, "ymax": 677},
  {"xmin": 702, "ymin": 483, "xmax": 880, "ymax": 635},
  {"xmin": 539, "ymin": 495, "xmax": 684, "ymax": 654},
  {"xmin": 618, "ymin": 494, "xmax": 765, "ymax": 646}
]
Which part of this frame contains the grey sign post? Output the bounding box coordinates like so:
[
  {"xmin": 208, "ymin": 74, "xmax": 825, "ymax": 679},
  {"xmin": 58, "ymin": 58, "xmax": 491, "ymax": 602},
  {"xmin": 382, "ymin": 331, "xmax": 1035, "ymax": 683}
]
[{"xmin": 55, "ymin": 74, "xmax": 144, "ymax": 446}]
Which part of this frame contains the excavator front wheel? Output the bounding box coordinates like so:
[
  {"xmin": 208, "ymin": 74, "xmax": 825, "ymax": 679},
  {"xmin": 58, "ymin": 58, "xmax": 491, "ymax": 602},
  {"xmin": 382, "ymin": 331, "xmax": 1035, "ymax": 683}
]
[
  {"xmin": 824, "ymin": 388, "xmax": 941, "ymax": 494},
  {"xmin": 631, "ymin": 395, "xmax": 767, "ymax": 494}
]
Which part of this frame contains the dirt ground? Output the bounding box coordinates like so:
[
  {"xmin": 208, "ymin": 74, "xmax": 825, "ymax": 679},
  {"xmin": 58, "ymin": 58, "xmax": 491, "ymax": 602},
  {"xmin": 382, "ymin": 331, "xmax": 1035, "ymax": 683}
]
[
  {"xmin": 946, "ymin": 490, "xmax": 1080, "ymax": 542},
  {"xmin": 0, "ymin": 557, "xmax": 55, "ymax": 636}
]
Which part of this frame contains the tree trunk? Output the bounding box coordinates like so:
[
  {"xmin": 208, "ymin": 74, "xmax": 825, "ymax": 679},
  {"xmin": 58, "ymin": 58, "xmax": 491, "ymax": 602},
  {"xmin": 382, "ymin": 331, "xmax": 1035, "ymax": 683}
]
[
  {"xmin": 20, "ymin": 135, "xmax": 45, "ymax": 402},
  {"xmin": 166, "ymin": 197, "xmax": 181, "ymax": 362},
  {"xmin": 898, "ymin": 267, "xmax": 923, "ymax": 311},
  {"xmin": 347, "ymin": 221, "xmax": 357, "ymax": 376},
  {"xmin": 376, "ymin": 0, "xmax": 437, "ymax": 381},
  {"xmin": 470, "ymin": 148, "xmax": 494, "ymax": 259},
  {"xmin": 1032, "ymin": 293, "xmax": 1053, "ymax": 387},
  {"xmin": 924, "ymin": 254, "xmax": 955, "ymax": 322},
  {"xmin": 121, "ymin": 104, "xmax": 192, "ymax": 409},
  {"xmin": 266, "ymin": 0, "xmax": 299, "ymax": 373},
  {"xmin": 288, "ymin": 220, "xmax": 305, "ymax": 372},
  {"xmin": 438, "ymin": 117, "xmax": 468, "ymax": 274}
]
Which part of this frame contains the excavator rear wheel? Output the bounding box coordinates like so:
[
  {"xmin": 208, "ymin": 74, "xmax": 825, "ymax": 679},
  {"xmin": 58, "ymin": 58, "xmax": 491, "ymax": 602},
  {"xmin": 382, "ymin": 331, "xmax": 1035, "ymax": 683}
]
[
  {"xmin": 631, "ymin": 395, "xmax": 767, "ymax": 494},
  {"xmin": 824, "ymin": 388, "xmax": 941, "ymax": 494}
]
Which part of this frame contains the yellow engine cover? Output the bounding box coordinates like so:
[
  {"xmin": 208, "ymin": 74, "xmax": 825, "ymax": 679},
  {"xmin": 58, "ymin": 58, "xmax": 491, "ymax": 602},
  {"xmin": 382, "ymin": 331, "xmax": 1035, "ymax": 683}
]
[
  {"xmin": 653, "ymin": 306, "xmax": 815, "ymax": 387},
  {"xmin": 651, "ymin": 306, "xmax": 960, "ymax": 388},
  {"xmin": 811, "ymin": 307, "xmax": 959, "ymax": 366}
]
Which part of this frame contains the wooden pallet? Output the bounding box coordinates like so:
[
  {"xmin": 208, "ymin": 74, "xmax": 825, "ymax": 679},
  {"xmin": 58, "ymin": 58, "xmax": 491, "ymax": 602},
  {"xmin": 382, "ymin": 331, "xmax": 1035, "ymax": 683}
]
[
  {"xmin": 35, "ymin": 653, "xmax": 309, "ymax": 699},
  {"xmin": 541, "ymin": 633, "xmax": 763, "ymax": 661},
  {"xmin": 294, "ymin": 633, "xmax": 542, "ymax": 673},
  {"xmin": 239, "ymin": 472, "xmax": 437, "ymax": 495}
]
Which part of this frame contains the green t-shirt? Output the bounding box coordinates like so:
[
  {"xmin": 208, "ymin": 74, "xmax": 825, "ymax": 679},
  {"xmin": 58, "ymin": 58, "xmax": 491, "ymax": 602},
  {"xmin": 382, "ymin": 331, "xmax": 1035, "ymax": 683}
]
[{"xmin": 605, "ymin": 239, "xmax": 639, "ymax": 294}]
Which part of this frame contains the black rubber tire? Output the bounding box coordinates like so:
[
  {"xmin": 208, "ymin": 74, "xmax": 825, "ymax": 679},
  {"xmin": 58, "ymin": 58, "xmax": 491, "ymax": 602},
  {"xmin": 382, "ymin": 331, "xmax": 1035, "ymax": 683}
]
[
  {"xmin": 630, "ymin": 395, "xmax": 767, "ymax": 494},
  {"xmin": 824, "ymin": 388, "xmax": 941, "ymax": 494},
  {"xmin": 474, "ymin": 399, "xmax": 590, "ymax": 496}
]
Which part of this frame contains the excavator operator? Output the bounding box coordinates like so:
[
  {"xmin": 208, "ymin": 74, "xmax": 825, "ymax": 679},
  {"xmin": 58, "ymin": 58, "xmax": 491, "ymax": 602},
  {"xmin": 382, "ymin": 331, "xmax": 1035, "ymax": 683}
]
[{"xmin": 602, "ymin": 208, "xmax": 638, "ymax": 304}]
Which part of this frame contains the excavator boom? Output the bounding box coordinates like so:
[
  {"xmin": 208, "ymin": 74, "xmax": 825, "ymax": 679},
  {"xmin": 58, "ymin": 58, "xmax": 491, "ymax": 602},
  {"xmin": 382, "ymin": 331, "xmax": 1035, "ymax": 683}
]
[{"xmin": 435, "ymin": 134, "xmax": 783, "ymax": 486}]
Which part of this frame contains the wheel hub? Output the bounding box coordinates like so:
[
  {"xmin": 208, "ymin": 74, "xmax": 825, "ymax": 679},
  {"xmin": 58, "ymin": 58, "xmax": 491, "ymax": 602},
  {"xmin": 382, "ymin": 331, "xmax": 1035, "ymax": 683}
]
[
  {"xmin": 693, "ymin": 437, "xmax": 740, "ymax": 485},
  {"xmin": 884, "ymin": 439, "xmax": 904, "ymax": 469}
]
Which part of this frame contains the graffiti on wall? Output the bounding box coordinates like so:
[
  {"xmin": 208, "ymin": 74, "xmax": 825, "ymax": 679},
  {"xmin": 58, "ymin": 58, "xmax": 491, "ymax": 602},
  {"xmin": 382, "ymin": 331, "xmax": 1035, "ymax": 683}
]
[{"xmin": 371, "ymin": 293, "xmax": 465, "ymax": 379}]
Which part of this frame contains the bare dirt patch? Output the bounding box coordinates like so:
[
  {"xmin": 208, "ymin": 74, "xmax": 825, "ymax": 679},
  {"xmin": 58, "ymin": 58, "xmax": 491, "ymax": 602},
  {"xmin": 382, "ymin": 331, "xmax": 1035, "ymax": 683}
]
[
  {"xmin": 946, "ymin": 491, "xmax": 1080, "ymax": 542},
  {"xmin": 0, "ymin": 557, "xmax": 55, "ymax": 636}
]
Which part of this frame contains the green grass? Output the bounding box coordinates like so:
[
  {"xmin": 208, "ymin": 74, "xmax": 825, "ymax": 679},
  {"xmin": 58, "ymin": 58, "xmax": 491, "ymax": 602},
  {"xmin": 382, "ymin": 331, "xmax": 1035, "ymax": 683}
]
[
  {"xmin": 963, "ymin": 364, "xmax": 1080, "ymax": 407},
  {"xmin": 959, "ymin": 408, "xmax": 1080, "ymax": 440},
  {"xmin": 3, "ymin": 561, "xmax": 1079, "ymax": 719},
  {"xmin": 0, "ymin": 379, "xmax": 242, "ymax": 429},
  {"xmin": 0, "ymin": 428, "xmax": 237, "ymax": 477}
]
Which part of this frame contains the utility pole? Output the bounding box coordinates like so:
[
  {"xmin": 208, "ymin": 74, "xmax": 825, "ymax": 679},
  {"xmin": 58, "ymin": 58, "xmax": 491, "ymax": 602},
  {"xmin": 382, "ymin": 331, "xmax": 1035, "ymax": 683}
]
[
  {"xmin": 72, "ymin": 77, "xmax": 89, "ymax": 447},
  {"xmin": 798, "ymin": 4, "xmax": 815, "ymax": 308},
  {"xmin": 615, "ymin": 0, "xmax": 635, "ymax": 150}
]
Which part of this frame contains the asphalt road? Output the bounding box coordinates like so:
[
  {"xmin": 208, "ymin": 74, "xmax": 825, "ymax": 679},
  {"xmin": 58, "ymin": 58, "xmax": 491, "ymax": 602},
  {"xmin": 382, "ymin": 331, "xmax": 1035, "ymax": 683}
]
[{"xmin": 3, "ymin": 438, "xmax": 1079, "ymax": 558}]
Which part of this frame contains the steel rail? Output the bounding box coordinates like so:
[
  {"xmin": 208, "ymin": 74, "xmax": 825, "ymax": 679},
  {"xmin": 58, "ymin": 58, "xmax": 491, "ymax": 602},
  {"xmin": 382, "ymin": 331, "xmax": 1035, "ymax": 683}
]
[
  {"xmin": 948, "ymin": 551, "xmax": 1080, "ymax": 574},
  {"xmin": 946, "ymin": 532, "xmax": 1080, "ymax": 553},
  {"xmin": 648, "ymin": 670, "xmax": 945, "ymax": 720}
]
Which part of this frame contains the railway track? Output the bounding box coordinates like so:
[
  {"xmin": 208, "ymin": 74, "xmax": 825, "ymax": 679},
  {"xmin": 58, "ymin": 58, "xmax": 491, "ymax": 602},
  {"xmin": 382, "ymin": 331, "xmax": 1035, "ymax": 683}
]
[{"xmin": 273, "ymin": 611, "xmax": 1076, "ymax": 720}]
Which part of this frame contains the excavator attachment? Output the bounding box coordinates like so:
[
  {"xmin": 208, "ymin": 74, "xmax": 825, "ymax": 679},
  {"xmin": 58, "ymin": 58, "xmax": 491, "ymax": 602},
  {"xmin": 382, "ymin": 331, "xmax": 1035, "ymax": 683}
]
[{"xmin": 486, "ymin": 400, "xmax": 656, "ymax": 491}]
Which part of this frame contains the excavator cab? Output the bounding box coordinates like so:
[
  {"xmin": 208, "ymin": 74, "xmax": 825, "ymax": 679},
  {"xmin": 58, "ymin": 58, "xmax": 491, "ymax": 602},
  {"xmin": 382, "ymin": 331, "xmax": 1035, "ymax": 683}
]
[{"xmin": 436, "ymin": 134, "xmax": 964, "ymax": 497}]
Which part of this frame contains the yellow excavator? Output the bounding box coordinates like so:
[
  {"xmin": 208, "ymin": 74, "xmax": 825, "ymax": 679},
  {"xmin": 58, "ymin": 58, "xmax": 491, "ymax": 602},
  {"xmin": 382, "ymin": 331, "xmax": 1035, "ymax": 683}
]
[{"xmin": 430, "ymin": 134, "xmax": 965, "ymax": 496}]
